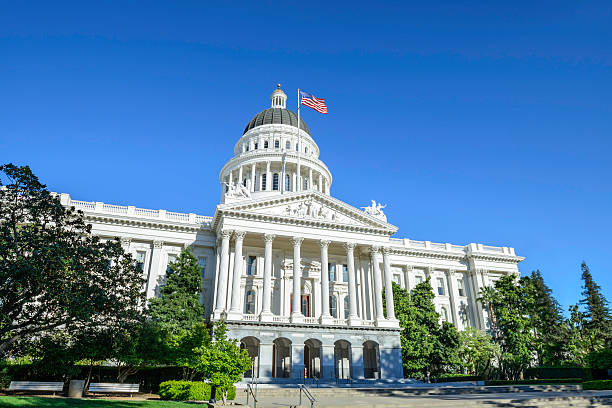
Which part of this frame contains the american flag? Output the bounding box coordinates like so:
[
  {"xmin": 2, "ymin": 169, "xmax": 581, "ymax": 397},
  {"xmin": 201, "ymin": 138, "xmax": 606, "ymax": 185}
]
[{"xmin": 300, "ymin": 90, "xmax": 328, "ymax": 114}]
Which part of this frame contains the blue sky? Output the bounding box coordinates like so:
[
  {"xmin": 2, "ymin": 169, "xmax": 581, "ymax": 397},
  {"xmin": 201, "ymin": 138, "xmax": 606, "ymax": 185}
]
[{"xmin": 1, "ymin": 1, "xmax": 610, "ymax": 313}]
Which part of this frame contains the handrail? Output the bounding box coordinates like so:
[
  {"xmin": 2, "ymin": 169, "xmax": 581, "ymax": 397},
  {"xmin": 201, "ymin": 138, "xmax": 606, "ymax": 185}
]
[
  {"xmin": 246, "ymin": 383, "xmax": 257, "ymax": 408},
  {"xmin": 298, "ymin": 384, "xmax": 316, "ymax": 408}
]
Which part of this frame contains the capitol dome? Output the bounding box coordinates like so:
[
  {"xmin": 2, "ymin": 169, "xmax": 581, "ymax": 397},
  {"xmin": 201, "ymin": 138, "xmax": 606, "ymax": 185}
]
[{"xmin": 243, "ymin": 108, "xmax": 310, "ymax": 136}]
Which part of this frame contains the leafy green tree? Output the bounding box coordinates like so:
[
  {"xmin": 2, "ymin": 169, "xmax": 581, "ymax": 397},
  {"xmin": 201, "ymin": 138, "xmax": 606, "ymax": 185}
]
[
  {"xmin": 522, "ymin": 270, "xmax": 567, "ymax": 366},
  {"xmin": 564, "ymin": 304, "xmax": 590, "ymax": 366},
  {"xmin": 478, "ymin": 286, "xmax": 500, "ymax": 341},
  {"xmin": 579, "ymin": 262, "xmax": 612, "ymax": 351},
  {"xmin": 0, "ymin": 164, "xmax": 145, "ymax": 357},
  {"xmin": 148, "ymin": 248, "xmax": 205, "ymax": 333},
  {"xmin": 192, "ymin": 322, "xmax": 250, "ymax": 404},
  {"xmin": 457, "ymin": 327, "xmax": 500, "ymax": 377}
]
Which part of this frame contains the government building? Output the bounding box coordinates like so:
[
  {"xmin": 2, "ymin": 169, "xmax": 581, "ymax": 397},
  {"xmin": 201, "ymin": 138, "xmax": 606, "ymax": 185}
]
[{"xmin": 58, "ymin": 85, "xmax": 523, "ymax": 381}]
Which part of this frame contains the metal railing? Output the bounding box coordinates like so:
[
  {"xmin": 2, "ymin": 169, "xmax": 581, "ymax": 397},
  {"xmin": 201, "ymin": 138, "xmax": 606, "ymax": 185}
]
[
  {"xmin": 245, "ymin": 383, "xmax": 257, "ymax": 408},
  {"xmin": 298, "ymin": 384, "xmax": 316, "ymax": 408}
]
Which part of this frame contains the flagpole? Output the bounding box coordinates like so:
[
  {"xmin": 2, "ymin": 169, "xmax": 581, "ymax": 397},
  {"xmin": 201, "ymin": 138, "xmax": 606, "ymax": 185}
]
[{"xmin": 297, "ymin": 88, "xmax": 301, "ymax": 193}]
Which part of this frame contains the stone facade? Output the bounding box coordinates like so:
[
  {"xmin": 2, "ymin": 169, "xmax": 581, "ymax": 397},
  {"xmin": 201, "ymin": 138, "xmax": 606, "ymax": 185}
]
[{"xmin": 58, "ymin": 85, "xmax": 523, "ymax": 381}]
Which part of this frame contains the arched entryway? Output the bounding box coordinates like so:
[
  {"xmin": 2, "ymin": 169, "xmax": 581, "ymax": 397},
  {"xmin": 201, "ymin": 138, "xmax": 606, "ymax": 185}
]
[
  {"xmin": 363, "ymin": 340, "xmax": 380, "ymax": 379},
  {"xmin": 240, "ymin": 336, "xmax": 260, "ymax": 378},
  {"xmin": 304, "ymin": 339, "xmax": 322, "ymax": 379},
  {"xmin": 334, "ymin": 340, "xmax": 352, "ymax": 379},
  {"xmin": 272, "ymin": 337, "xmax": 292, "ymax": 378}
]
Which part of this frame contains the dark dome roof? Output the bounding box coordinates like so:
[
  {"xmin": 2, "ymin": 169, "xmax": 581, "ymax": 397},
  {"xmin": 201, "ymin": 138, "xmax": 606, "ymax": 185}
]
[{"xmin": 244, "ymin": 108, "xmax": 310, "ymax": 135}]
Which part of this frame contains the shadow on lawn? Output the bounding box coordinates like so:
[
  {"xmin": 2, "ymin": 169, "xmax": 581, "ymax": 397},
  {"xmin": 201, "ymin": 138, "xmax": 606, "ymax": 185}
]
[{"xmin": 0, "ymin": 396, "xmax": 190, "ymax": 407}]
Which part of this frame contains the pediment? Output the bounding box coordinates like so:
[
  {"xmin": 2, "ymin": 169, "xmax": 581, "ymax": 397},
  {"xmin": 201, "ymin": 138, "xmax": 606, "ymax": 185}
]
[{"xmin": 214, "ymin": 191, "xmax": 397, "ymax": 234}]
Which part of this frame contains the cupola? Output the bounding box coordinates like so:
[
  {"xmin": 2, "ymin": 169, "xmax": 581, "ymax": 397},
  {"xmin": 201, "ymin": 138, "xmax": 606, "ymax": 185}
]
[{"xmin": 270, "ymin": 84, "xmax": 287, "ymax": 108}]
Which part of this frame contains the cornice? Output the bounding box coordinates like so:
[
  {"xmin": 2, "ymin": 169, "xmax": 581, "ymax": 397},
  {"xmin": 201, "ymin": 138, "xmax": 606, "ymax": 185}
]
[
  {"xmin": 84, "ymin": 213, "xmax": 213, "ymax": 233},
  {"xmin": 386, "ymin": 246, "xmax": 524, "ymax": 264}
]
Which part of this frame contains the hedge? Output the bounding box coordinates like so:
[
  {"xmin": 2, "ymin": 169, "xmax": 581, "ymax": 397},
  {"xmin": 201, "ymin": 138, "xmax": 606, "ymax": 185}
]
[
  {"xmin": 524, "ymin": 367, "xmax": 590, "ymax": 380},
  {"xmin": 158, "ymin": 381, "xmax": 236, "ymax": 401},
  {"xmin": 434, "ymin": 375, "xmax": 483, "ymax": 383},
  {"xmin": 582, "ymin": 380, "xmax": 612, "ymax": 390},
  {"xmin": 485, "ymin": 378, "xmax": 584, "ymax": 386}
]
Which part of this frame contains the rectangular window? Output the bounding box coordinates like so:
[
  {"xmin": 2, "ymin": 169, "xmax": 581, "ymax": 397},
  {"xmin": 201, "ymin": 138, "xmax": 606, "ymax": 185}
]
[
  {"xmin": 135, "ymin": 250, "xmax": 146, "ymax": 272},
  {"xmin": 261, "ymin": 174, "xmax": 267, "ymax": 190},
  {"xmin": 273, "ymin": 173, "xmax": 279, "ymax": 190},
  {"xmin": 393, "ymin": 274, "xmax": 401, "ymax": 284},
  {"xmin": 437, "ymin": 277, "xmax": 445, "ymax": 295},
  {"xmin": 285, "ymin": 174, "xmax": 290, "ymax": 191},
  {"xmin": 342, "ymin": 264, "xmax": 348, "ymax": 282},
  {"xmin": 328, "ymin": 263, "xmax": 335, "ymax": 282},
  {"xmin": 457, "ymin": 279, "xmax": 465, "ymax": 296},
  {"xmin": 166, "ymin": 254, "xmax": 177, "ymax": 274},
  {"xmin": 415, "ymin": 275, "xmax": 423, "ymax": 285},
  {"xmin": 198, "ymin": 257, "xmax": 207, "ymax": 279},
  {"xmin": 247, "ymin": 256, "xmax": 257, "ymax": 276}
]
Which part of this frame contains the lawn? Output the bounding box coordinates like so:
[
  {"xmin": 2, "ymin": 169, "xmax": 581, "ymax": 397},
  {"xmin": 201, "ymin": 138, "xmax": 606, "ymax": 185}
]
[{"xmin": 0, "ymin": 397, "xmax": 195, "ymax": 407}]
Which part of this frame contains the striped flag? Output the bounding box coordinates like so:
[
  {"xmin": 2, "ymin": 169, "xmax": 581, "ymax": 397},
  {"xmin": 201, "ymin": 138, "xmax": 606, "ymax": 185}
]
[{"xmin": 299, "ymin": 90, "xmax": 328, "ymax": 114}]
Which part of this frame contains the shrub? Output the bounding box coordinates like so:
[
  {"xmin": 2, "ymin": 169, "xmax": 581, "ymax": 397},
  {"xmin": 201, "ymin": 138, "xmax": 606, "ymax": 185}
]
[
  {"xmin": 158, "ymin": 380, "xmax": 235, "ymax": 401},
  {"xmin": 525, "ymin": 366, "xmax": 590, "ymax": 380},
  {"xmin": 435, "ymin": 374, "xmax": 482, "ymax": 383},
  {"xmin": 485, "ymin": 378, "xmax": 584, "ymax": 385},
  {"xmin": 583, "ymin": 380, "xmax": 612, "ymax": 390}
]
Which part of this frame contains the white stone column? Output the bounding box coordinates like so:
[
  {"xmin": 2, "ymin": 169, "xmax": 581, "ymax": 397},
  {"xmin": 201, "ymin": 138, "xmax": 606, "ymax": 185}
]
[
  {"xmin": 259, "ymin": 342, "xmax": 274, "ymax": 379},
  {"xmin": 227, "ymin": 231, "xmax": 246, "ymax": 319},
  {"xmin": 291, "ymin": 343, "xmax": 305, "ymax": 379},
  {"xmin": 320, "ymin": 240, "xmax": 332, "ymax": 324},
  {"xmin": 213, "ymin": 230, "xmax": 232, "ymax": 318},
  {"xmin": 345, "ymin": 242, "xmax": 360, "ymax": 325},
  {"xmin": 318, "ymin": 173, "xmax": 322, "ymax": 193},
  {"xmin": 308, "ymin": 168, "xmax": 313, "ymax": 190},
  {"xmin": 146, "ymin": 240, "xmax": 164, "ymax": 299},
  {"xmin": 370, "ymin": 246, "xmax": 385, "ymax": 322},
  {"xmin": 321, "ymin": 344, "xmax": 335, "ymax": 379},
  {"xmin": 250, "ymin": 163, "xmax": 256, "ymax": 192},
  {"xmin": 260, "ymin": 234, "xmax": 275, "ymax": 321},
  {"xmin": 351, "ymin": 345, "xmax": 365, "ymax": 380},
  {"xmin": 381, "ymin": 247, "xmax": 397, "ymax": 322},
  {"xmin": 266, "ymin": 161, "xmax": 271, "ymax": 191},
  {"xmin": 238, "ymin": 165, "xmax": 243, "ymax": 186},
  {"xmin": 446, "ymin": 269, "xmax": 460, "ymax": 326},
  {"xmin": 291, "ymin": 236, "xmax": 304, "ymax": 322}
]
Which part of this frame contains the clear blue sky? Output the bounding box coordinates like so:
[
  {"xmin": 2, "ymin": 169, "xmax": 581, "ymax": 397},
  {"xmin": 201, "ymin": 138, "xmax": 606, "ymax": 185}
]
[{"xmin": 1, "ymin": 1, "xmax": 610, "ymax": 313}]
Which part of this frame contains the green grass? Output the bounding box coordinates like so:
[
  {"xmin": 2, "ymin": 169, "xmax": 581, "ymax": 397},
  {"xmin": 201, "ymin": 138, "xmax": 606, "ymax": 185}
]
[{"xmin": 0, "ymin": 396, "xmax": 196, "ymax": 407}]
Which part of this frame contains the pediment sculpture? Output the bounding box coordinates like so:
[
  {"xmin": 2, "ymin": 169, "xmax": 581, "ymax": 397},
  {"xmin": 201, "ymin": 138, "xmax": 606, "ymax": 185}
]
[
  {"xmin": 362, "ymin": 200, "xmax": 387, "ymax": 222},
  {"xmin": 284, "ymin": 200, "xmax": 353, "ymax": 224}
]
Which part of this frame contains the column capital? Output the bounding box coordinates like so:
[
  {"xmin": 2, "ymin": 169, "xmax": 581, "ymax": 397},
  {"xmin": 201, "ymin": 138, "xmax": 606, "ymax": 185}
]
[
  {"xmin": 446, "ymin": 269, "xmax": 456, "ymax": 277},
  {"xmin": 343, "ymin": 242, "xmax": 356, "ymax": 252},
  {"xmin": 425, "ymin": 266, "xmax": 434, "ymax": 276},
  {"xmin": 153, "ymin": 240, "xmax": 164, "ymax": 249},
  {"xmin": 405, "ymin": 264, "xmax": 414, "ymax": 272},
  {"xmin": 369, "ymin": 245, "xmax": 380, "ymax": 254},
  {"xmin": 264, "ymin": 233, "xmax": 275, "ymax": 243},
  {"xmin": 233, "ymin": 230, "xmax": 246, "ymax": 240},
  {"xmin": 120, "ymin": 237, "xmax": 132, "ymax": 246},
  {"xmin": 319, "ymin": 239, "xmax": 331, "ymax": 248},
  {"xmin": 381, "ymin": 246, "xmax": 391, "ymax": 255},
  {"xmin": 290, "ymin": 236, "xmax": 304, "ymax": 247},
  {"xmin": 220, "ymin": 230, "xmax": 233, "ymax": 239}
]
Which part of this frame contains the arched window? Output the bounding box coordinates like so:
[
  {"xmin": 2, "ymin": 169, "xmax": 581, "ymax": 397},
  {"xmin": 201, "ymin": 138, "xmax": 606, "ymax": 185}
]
[
  {"xmin": 245, "ymin": 144, "xmax": 249, "ymax": 152},
  {"xmin": 254, "ymin": 142, "xmax": 258, "ymax": 150},
  {"xmin": 343, "ymin": 296, "xmax": 349, "ymax": 319},
  {"xmin": 264, "ymin": 140, "xmax": 269, "ymax": 149},
  {"xmin": 286, "ymin": 141, "xmax": 290, "ymax": 149},
  {"xmin": 329, "ymin": 295, "xmax": 337, "ymax": 318},
  {"xmin": 247, "ymin": 256, "xmax": 257, "ymax": 275},
  {"xmin": 245, "ymin": 289, "xmax": 256, "ymax": 314},
  {"xmin": 305, "ymin": 147, "xmax": 308, "ymax": 154},
  {"xmin": 295, "ymin": 143, "xmax": 299, "ymax": 151},
  {"xmin": 285, "ymin": 174, "xmax": 290, "ymax": 191},
  {"xmin": 261, "ymin": 173, "xmax": 267, "ymax": 190},
  {"xmin": 272, "ymin": 173, "xmax": 279, "ymax": 190},
  {"xmin": 274, "ymin": 140, "xmax": 280, "ymax": 149}
]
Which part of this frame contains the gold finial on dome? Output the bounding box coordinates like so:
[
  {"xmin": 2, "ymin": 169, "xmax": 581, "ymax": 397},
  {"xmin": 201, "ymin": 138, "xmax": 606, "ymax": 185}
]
[{"xmin": 277, "ymin": 83, "xmax": 282, "ymax": 89}]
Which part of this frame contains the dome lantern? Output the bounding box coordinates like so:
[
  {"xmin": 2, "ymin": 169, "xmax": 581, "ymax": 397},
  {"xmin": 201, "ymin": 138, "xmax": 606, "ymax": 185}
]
[{"xmin": 270, "ymin": 84, "xmax": 287, "ymax": 109}]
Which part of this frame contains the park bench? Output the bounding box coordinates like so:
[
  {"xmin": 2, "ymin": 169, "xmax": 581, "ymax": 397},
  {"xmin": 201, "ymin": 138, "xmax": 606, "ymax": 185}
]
[
  {"xmin": 8, "ymin": 381, "xmax": 64, "ymax": 395},
  {"xmin": 88, "ymin": 382, "xmax": 140, "ymax": 397}
]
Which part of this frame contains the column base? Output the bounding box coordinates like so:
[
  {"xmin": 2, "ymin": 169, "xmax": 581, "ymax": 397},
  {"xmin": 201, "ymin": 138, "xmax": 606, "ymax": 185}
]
[
  {"xmin": 376, "ymin": 318, "xmax": 399, "ymax": 328},
  {"xmin": 291, "ymin": 313, "xmax": 304, "ymax": 323},
  {"xmin": 212, "ymin": 310, "xmax": 227, "ymax": 320},
  {"xmin": 225, "ymin": 311, "xmax": 243, "ymax": 321},
  {"xmin": 348, "ymin": 316, "xmax": 362, "ymax": 327},
  {"xmin": 320, "ymin": 315, "xmax": 334, "ymax": 325},
  {"xmin": 259, "ymin": 312, "xmax": 274, "ymax": 322}
]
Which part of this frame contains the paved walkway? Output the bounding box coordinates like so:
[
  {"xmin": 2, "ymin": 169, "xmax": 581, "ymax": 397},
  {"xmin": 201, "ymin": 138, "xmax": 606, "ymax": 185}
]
[{"xmin": 235, "ymin": 390, "xmax": 612, "ymax": 407}]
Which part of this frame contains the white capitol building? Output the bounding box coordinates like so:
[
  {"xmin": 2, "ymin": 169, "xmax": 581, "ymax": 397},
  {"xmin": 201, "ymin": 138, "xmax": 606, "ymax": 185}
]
[{"xmin": 59, "ymin": 85, "xmax": 523, "ymax": 381}]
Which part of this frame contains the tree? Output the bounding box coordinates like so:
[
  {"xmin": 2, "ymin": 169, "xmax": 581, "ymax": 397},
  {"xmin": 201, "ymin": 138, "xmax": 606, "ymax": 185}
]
[
  {"xmin": 564, "ymin": 304, "xmax": 590, "ymax": 366},
  {"xmin": 192, "ymin": 322, "xmax": 250, "ymax": 405},
  {"xmin": 148, "ymin": 248, "xmax": 205, "ymax": 333},
  {"xmin": 457, "ymin": 327, "xmax": 500, "ymax": 377},
  {"xmin": 0, "ymin": 164, "xmax": 145, "ymax": 356},
  {"xmin": 478, "ymin": 286, "xmax": 500, "ymax": 342},
  {"xmin": 579, "ymin": 262, "xmax": 612, "ymax": 351},
  {"xmin": 522, "ymin": 270, "xmax": 567, "ymax": 366}
]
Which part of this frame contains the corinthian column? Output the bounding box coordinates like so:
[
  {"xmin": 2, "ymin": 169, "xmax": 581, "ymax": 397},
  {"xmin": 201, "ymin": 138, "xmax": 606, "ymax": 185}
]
[
  {"xmin": 213, "ymin": 230, "xmax": 232, "ymax": 319},
  {"xmin": 320, "ymin": 240, "xmax": 332, "ymax": 324},
  {"xmin": 260, "ymin": 234, "xmax": 275, "ymax": 321},
  {"xmin": 290, "ymin": 236, "xmax": 304, "ymax": 323},
  {"xmin": 370, "ymin": 246, "xmax": 385, "ymax": 321},
  {"xmin": 227, "ymin": 231, "xmax": 246, "ymax": 319},
  {"xmin": 381, "ymin": 247, "xmax": 397, "ymax": 321},
  {"xmin": 345, "ymin": 242, "xmax": 360, "ymax": 326}
]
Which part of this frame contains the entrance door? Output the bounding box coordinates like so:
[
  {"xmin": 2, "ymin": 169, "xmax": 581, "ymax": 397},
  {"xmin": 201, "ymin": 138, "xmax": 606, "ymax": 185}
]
[{"xmin": 304, "ymin": 345, "xmax": 311, "ymax": 378}]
